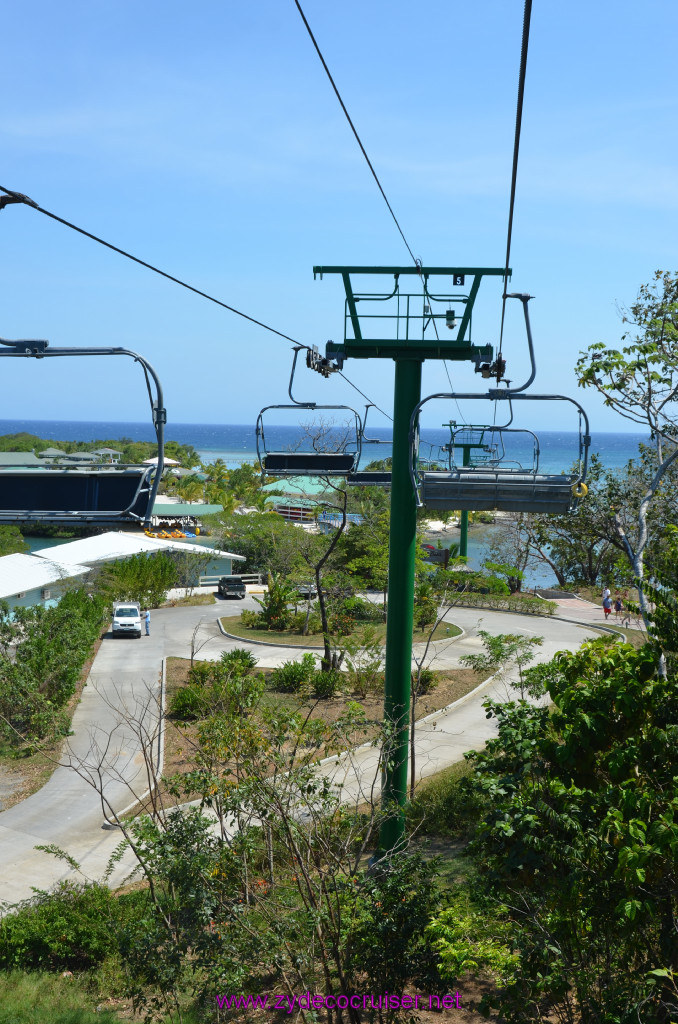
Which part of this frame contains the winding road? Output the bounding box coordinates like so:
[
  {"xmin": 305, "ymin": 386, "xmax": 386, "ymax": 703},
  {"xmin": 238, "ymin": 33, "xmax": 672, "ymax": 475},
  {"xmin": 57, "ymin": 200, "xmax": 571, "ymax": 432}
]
[{"xmin": 0, "ymin": 592, "xmax": 604, "ymax": 904}]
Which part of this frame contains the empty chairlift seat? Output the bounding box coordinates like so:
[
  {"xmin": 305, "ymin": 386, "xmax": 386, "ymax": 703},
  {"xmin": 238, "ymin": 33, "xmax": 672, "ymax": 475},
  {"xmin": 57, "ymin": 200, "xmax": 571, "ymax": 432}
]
[
  {"xmin": 0, "ymin": 337, "xmax": 167, "ymax": 526},
  {"xmin": 261, "ymin": 451, "xmax": 357, "ymax": 476},
  {"xmin": 0, "ymin": 465, "xmax": 157, "ymax": 524},
  {"xmin": 410, "ymin": 391, "xmax": 591, "ymax": 516},
  {"xmin": 420, "ymin": 468, "xmax": 580, "ymax": 514}
]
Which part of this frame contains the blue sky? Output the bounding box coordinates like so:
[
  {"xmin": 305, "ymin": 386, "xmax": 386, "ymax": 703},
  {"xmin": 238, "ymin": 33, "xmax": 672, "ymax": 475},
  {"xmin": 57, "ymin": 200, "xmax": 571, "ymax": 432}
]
[{"xmin": 0, "ymin": 0, "xmax": 676, "ymax": 434}]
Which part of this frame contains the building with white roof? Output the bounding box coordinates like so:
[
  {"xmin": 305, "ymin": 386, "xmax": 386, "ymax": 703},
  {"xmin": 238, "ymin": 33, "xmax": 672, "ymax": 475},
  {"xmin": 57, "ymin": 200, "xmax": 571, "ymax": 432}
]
[
  {"xmin": 35, "ymin": 531, "xmax": 244, "ymax": 583},
  {"xmin": 0, "ymin": 553, "xmax": 90, "ymax": 611}
]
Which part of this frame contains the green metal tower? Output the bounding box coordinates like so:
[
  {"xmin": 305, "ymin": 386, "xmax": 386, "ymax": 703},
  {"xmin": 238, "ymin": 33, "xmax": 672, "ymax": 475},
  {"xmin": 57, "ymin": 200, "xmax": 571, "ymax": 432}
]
[
  {"xmin": 442, "ymin": 423, "xmax": 499, "ymax": 558},
  {"xmin": 314, "ymin": 265, "xmax": 507, "ymax": 851}
]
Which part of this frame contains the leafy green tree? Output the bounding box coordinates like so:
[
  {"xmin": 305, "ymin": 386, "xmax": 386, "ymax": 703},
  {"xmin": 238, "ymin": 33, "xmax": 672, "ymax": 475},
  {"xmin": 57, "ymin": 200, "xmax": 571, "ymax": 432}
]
[
  {"xmin": 94, "ymin": 552, "xmax": 178, "ymax": 607},
  {"xmin": 0, "ymin": 525, "xmax": 28, "ymax": 557},
  {"xmin": 464, "ymin": 602, "xmax": 678, "ymax": 1021},
  {"xmin": 217, "ymin": 511, "xmax": 305, "ymax": 575},
  {"xmin": 576, "ymin": 270, "xmax": 678, "ymax": 628},
  {"xmin": 0, "ymin": 590, "xmax": 106, "ymax": 744}
]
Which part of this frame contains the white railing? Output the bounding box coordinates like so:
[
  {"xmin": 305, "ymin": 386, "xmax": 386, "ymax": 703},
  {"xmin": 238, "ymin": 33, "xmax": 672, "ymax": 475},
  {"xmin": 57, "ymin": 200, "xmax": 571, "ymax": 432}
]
[{"xmin": 199, "ymin": 573, "xmax": 264, "ymax": 586}]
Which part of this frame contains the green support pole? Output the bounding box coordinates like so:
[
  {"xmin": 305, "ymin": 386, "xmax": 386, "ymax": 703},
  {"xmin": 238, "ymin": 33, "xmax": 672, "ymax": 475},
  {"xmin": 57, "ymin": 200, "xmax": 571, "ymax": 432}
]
[
  {"xmin": 379, "ymin": 357, "xmax": 422, "ymax": 853},
  {"xmin": 459, "ymin": 446, "xmax": 471, "ymax": 558}
]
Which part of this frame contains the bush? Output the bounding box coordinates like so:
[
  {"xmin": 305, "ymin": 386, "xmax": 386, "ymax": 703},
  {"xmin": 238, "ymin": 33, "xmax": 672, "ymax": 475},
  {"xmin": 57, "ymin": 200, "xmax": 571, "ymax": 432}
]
[
  {"xmin": 169, "ymin": 685, "xmax": 204, "ymax": 720},
  {"xmin": 270, "ymin": 653, "xmax": 316, "ymax": 693},
  {"xmin": 312, "ymin": 668, "xmax": 342, "ymax": 699},
  {"xmin": 452, "ymin": 592, "xmax": 556, "ymax": 615},
  {"xmin": 0, "ymin": 882, "xmax": 145, "ymax": 972},
  {"xmin": 338, "ymin": 596, "xmax": 381, "ymax": 622},
  {"xmin": 187, "ymin": 661, "xmax": 212, "ymax": 687},
  {"xmin": 0, "ymin": 589, "xmax": 108, "ymax": 745},
  {"xmin": 343, "ymin": 852, "xmax": 442, "ymax": 998},
  {"xmin": 239, "ymin": 608, "xmax": 262, "ymax": 629},
  {"xmin": 97, "ymin": 552, "xmax": 178, "ymax": 607},
  {"xmin": 406, "ymin": 761, "xmax": 488, "ymax": 838},
  {"xmin": 219, "ymin": 647, "xmax": 258, "ymax": 673},
  {"xmin": 289, "ymin": 610, "xmax": 323, "ymax": 634},
  {"xmin": 413, "ymin": 667, "xmax": 437, "ymax": 694}
]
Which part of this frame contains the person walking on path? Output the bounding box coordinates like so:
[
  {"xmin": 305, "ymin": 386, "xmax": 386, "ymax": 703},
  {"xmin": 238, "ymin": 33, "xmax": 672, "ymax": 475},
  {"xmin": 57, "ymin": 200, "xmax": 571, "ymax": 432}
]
[
  {"xmin": 614, "ymin": 594, "xmax": 623, "ymax": 620},
  {"xmin": 603, "ymin": 594, "xmax": 613, "ymax": 619},
  {"xmin": 144, "ymin": 608, "xmax": 151, "ymax": 636}
]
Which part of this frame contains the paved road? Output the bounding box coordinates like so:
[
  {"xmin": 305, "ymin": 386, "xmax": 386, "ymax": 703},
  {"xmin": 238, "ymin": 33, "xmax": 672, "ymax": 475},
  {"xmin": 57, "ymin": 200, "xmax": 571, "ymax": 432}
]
[{"xmin": 0, "ymin": 594, "xmax": 599, "ymax": 904}]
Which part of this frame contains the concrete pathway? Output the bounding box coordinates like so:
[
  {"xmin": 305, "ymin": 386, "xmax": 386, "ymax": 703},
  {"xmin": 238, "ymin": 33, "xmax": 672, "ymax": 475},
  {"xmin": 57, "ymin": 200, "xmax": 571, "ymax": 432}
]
[{"xmin": 0, "ymin": 595, "xmax": 598, "ymax": 904}]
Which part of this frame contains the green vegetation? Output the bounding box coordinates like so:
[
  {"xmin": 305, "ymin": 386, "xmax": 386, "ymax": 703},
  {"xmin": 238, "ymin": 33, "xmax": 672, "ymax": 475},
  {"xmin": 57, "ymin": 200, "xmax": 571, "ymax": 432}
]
[
  {"xmin": 0, "ymin": 590, "xmax": 107, "ymax": 746},
  {"xmin": 92, "ymin": 552, "xmax": 178, "ymax": 608},
  {"xmin": 221, "ymin": 613, "xmax": 455, "ymax": 646},
  {"xmin": 0, "ymin": 971, "xmax": 124, "ymax": 1024},
  {"xmin": 0, "ymin": 525, "xmax": 28, "ymax": 557},
  {"xmin": 0, "ymin": 431, "xmax": 198, "ymax": 467},
  {"xmin": 3, "ymin": 274, "xmax": 678, "ymax": 1022}
]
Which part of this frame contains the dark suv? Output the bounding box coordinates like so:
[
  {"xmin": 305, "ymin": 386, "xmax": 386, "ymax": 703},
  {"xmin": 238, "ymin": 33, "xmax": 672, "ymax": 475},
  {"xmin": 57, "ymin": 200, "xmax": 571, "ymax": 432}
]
[{"xmin": 218, "ymin": 576, "xmax": 247, "ymax": 599}]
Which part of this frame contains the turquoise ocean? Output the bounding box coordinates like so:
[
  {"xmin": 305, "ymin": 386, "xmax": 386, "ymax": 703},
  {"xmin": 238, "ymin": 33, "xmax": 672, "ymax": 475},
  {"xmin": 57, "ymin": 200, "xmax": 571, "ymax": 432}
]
[
  {"xmin": 1, "ymin": 420, "xmax": 647, "ymax": 588},
  {"xmin": 0, "ymin": 418, "xmax": 646, "ymax": 474}
]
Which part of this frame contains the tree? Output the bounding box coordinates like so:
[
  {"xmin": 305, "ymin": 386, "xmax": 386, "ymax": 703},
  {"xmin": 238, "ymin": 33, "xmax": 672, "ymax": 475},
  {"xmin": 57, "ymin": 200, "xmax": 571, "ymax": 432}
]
[
  {"xmin": 93, "ymin": 552, "xmax": 178, "ymax": 607},
  {"xmin": 217, "ymin": 511, "xmax": 306, "ymax": 576},
  {"xmin": 463, "ymin": 572, "xmax": 678, "ymax": 1021},
  {"xmin": 480, "ymin": 517, "xmax": 536, "ymax": 593},
  {"xmin": 576, "ymin": 270, "xmax": 678, "ymax": 629},
  {"xmin": 460, "ymin": 630, "xmax": 544, "ymax": 700},
  {"xmin": 59, "ymin": 653, "xmax": 443, "ymax": 1022},
  {"xmin": 519, "ymin": 455, "xmax": 619, "ymax": 588},
  {"xmin": 0, "ymin": 525, "xmax": 28, "ymax": 557}
]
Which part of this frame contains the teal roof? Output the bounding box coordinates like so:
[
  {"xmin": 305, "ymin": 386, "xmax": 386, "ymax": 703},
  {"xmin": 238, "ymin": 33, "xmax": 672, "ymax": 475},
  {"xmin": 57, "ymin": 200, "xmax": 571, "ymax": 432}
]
[
  {"xmin": 261, "ymin": 477, "xmax": 334, "ymax": 497},
  {"xmin": 265, "ymin": 496, "xmax": 318, "ymax": 509},
  {"xmin": 152, "ymin": 503, "xmax": 223, "ymax": 516}
]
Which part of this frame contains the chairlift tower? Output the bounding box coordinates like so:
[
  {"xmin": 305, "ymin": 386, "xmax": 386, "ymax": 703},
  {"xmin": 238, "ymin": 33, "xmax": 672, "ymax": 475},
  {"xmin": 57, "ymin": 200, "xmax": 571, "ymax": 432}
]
[
  {"xmin": 314, "ymin": 264, "xmax": 506, "ymax": 851},
  {"xmin": 441, "ymin": 423, "xmax": 499, "ymax": 558}
]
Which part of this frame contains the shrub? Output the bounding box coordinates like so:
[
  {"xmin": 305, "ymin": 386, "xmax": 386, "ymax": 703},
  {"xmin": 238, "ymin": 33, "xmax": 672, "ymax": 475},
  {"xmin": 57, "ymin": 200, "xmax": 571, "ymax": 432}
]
[
  {"xmin": 338, "ymin": 596, "xmax": 381, "ymax": 622},
  {"xmin": 343, "ymin": 852, "xmax": 442, "ymax": 999},
  {"xmin": 413, "ymin": 667, "xmax": 437, "ymax": 694},
  {"xmin": 219, "ymin": 648, "xmax": 258, "ymax": 673},
  {"xmin": 426, "ymin": 892, "xmax": 519, "ymax": 986},
  {"xmin": 0, "ymin": 882, "xmax": 136, "ymax": 972},
  {"xmin": 270, "ymin": 653, "xmax": 316, "ymax": 693},
  {"xmin": 312, "ymin": 668, "xmax": 342, "ymax": 699},
  {"xmin": 239, "ymin": 608, "xmax": 261, "ymax": 629},
  {"xmin": 289, "ymin": 610, "xmax": 323, "ymax": 634},
  {"xmin": 169, "ymin": 685, "xmax": 204, "ymax": 720},
  {"xmin": 187, "ymin": 661, "xmax": 212, "ymax": 687},
  {"xmin": 328, "ymin": 612, "xmax": 354, "ymax": 637},
  {"xmin": 406, "ymin": 761, "xmax": 488, "ymax": 837}
]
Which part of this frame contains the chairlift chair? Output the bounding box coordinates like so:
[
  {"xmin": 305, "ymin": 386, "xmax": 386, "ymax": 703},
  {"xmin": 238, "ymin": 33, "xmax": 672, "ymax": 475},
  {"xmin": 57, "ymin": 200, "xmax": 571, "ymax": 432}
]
[
  {"xmin": 412, "ymin": 394, "xmax": 590, "ymax": 515},
  {"xmin": 257, "ymin": 347, "xmax": 362, "ymax": 477},
  {"xmin": 409, "ymin": 294, "xmax": 590, "ymax": 515},
  {"xmin": 0, "ymin": 337, "xmax": 166, "ymax": 526}
]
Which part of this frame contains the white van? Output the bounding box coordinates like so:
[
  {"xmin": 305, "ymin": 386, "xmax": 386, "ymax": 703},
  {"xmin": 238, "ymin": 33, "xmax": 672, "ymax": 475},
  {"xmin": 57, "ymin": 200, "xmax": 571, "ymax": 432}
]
[{"xmin": 112, "ymin": 601, "xmax": 142, "ymax": 639}]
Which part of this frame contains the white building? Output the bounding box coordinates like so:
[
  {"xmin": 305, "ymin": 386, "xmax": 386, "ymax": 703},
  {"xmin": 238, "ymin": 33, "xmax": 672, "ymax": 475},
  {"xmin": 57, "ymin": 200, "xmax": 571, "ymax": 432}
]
[{"xmin": 0, "ymin": 553, "xmax": 90, "ymax": 611}]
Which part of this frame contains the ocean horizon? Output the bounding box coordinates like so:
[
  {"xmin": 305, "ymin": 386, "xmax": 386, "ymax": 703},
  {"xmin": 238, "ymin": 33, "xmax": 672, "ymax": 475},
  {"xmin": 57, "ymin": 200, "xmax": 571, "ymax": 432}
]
[{"xmin": 0, "ymin": 419, "xmax": 648, "ymax": 474}]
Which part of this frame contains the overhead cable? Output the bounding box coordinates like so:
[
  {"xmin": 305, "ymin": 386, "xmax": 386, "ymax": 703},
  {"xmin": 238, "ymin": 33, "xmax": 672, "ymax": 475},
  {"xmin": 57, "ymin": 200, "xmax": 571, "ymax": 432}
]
[
  {"xmin": 0, "ymin": 184, "xmax": 393, "ymax": 424},
  {"xmin": 497, "ymin": 0, "xmax": 533, "ymax": 366},
  {"xmin": 338, "ymin": 371, "xmax": 392, "ymax": 423},
  {"xmin": 292, "ymin": 0, "xmax": 418, "ymax": 268},
  {"xmin": 0, "ymin": 185, "xmax": 301, "ymax": 347}
]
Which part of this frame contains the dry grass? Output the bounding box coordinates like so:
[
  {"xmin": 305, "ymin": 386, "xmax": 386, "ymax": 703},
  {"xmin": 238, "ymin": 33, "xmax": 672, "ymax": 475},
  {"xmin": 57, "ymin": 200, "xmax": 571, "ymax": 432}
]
[
  {"xmin": 160, "ymin": 658, "xmax": 484, "ymax": 805},
  {"xmin": 162, "ymin": 592, "xmax": 216, "ymax": 607}
]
